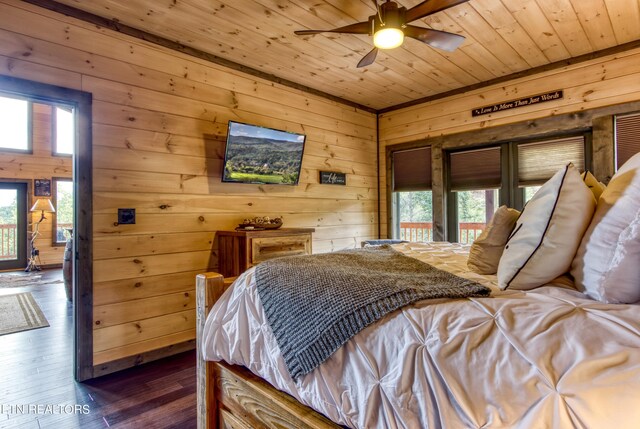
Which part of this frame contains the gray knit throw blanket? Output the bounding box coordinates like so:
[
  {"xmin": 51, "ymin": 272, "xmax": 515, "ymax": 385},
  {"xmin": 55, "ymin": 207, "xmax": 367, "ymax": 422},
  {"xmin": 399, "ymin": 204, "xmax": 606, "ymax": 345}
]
[{"xmin": 255, "ymin": 245, "xmax": 491, "ymax": 379}]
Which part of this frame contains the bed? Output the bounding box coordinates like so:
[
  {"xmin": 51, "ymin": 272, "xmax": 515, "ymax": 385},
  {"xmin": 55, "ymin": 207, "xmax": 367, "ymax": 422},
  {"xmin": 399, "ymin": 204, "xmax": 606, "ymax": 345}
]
[{"xmin": 196, "ymin": 241, "xmax": 640, "ymax": 429}]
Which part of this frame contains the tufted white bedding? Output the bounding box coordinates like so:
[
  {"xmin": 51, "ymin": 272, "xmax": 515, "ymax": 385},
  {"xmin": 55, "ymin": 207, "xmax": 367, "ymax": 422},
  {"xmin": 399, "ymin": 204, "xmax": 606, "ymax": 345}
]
[{"xmin": 202, "ymin": 242, "xmax": 640, "ymax": 428}]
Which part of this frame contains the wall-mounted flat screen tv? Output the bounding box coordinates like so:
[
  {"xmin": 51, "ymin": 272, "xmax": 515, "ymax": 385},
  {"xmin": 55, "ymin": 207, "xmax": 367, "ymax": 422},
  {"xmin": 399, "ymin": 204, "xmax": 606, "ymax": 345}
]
[{"xmin": 222, "ymin": 121, "xmax": 306, "ymax": 185}]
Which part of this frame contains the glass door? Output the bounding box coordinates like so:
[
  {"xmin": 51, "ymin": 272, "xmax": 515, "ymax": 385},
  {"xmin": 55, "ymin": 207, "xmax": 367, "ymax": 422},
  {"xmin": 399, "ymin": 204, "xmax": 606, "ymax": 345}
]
[{"xmin": 0, "ymin": 183, "xmax": 27, "ymax": 270}]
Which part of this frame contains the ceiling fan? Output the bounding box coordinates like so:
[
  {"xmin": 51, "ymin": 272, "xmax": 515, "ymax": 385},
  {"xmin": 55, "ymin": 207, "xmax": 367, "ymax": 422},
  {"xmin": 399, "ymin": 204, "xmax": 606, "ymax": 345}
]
[{"xmin": 294, "ymin": 0, "xmax": 469, "ymax": 68}]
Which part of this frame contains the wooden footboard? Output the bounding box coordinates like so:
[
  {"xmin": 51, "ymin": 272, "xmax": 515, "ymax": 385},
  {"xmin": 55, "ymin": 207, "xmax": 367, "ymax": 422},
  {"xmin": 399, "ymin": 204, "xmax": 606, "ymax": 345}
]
[{"xmin": 196, "ymin": 272, "xmax": 341, "ymax": 429}]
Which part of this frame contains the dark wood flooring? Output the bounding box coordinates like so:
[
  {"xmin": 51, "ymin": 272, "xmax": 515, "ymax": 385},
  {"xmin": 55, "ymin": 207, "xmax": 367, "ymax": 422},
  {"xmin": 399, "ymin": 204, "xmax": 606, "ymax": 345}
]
[{"xmin": 0, "ymin": 269, "xmax": 196, "ymax": 429}]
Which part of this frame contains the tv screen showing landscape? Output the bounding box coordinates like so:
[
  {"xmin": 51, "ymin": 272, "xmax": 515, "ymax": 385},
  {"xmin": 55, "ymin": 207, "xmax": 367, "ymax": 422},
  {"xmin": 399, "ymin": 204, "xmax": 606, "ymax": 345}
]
[{"xmin": 222, "ymin": 121, "xmax": 306, "ymax": 185}]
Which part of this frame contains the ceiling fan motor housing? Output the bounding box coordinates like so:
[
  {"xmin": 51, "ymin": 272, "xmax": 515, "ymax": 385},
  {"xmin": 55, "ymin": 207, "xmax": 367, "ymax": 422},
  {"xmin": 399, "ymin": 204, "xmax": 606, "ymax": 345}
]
[{"xmin": 371, "ymin": 2, "xmax": 407, "ymax": 35}]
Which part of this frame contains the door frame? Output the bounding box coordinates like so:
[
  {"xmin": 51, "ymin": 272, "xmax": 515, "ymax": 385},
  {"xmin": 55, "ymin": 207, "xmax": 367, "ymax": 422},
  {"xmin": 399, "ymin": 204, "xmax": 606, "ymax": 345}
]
[
  {"xmin": 0, "ymin": 74, "xmax": 93, "ymax": 381},
  {"xmin": 0, "ymin": 182, "xmax": 28, "ymax": 270}
]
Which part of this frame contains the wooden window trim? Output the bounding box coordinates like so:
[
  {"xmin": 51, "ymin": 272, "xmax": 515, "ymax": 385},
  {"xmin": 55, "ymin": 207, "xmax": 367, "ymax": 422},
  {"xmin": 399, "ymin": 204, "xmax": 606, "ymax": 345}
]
[
  {"xmin": 0, "ymin": 94, "xmax": 34, "ymax": 155},
  {"xmin": 52, "ymin": 177, "xmax": 73, "ymax": 247}
]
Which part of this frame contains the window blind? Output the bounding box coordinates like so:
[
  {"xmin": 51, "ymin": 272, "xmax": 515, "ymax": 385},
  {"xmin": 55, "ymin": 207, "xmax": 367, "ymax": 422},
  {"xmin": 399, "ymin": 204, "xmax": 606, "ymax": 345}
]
[
  {"xmin": 517, "ymin": 136, "xmax": 585, "ymax": 186},
  {"xmin": 615, "ymin": 112, "xmax": 640, "ymax": 170},
  {"xmin": 392, "ymin": 147, "xmax": 431, "ymax": 192},
  {"xmin": 449, "ymin": 146, "xmax": 501, "ymax": 191}
]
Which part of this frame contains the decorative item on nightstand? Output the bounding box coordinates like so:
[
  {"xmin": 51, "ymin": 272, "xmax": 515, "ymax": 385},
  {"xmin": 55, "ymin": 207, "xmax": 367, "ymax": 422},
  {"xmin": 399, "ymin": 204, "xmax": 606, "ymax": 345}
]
[
  {"xmin": 26, "ymin": 198, "xmax": 55, "ymax": 272},
  {"xmin": 237, "ymin": 216, "xmax": 283, "ymax": 230}
]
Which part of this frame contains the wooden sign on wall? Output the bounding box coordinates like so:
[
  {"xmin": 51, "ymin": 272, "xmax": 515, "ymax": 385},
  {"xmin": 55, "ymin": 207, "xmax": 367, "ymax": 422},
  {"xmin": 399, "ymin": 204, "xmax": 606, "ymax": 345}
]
[
  {"xmin": 319, "ymin": 171, "xmax": 346, "ymax": 185},
  {"xmin": 472, "ymin": 90, "xmax": 563, "ymax": 117}
]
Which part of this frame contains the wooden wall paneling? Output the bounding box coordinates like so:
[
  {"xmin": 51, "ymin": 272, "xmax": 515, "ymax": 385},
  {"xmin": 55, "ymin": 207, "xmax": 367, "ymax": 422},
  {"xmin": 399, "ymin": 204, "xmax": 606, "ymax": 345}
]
[
  {"xmin": 93, "ymin": 309, "xmax": 196, "ymax": 352},
  {"xmin": 0, "ymin": 0, "xmax": 378, "ymax": 370},
  {"xmin": 93, "ymin": 232, "xmax": 214, "ymax": 260},
  {"xmin": 93, "ymin": 270, "xmax": 206, "ymax": 306},
  {"xmin": 0, "ymin": 1, "xmax": 376, "ymax": 122},
  {"xmin": 380, "ymin": 47, "xmax": 640, "ymax": 141},
  {"xmin": 93, "ymin": 251, "xmax": 213, "ymax": 283},
  {"xmin": 94, "ymin": 291, "xmax": 196, "ymax": 329},
  {"xmin": 92, "ymin": 192, "xmax": 377, "ymax": 215}
]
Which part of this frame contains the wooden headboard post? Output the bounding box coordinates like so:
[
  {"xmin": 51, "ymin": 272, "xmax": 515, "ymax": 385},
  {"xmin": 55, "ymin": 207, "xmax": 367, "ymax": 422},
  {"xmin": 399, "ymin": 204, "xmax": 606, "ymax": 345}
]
[{"xmin": 196, "ymin": 272, "xmax": 226, "ymax": 429}]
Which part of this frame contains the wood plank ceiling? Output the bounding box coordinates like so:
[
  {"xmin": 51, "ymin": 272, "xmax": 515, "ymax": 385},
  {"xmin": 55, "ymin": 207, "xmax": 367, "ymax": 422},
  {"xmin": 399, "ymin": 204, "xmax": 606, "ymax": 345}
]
[{"xmin": 47, "ymin": 0, "xmax": 640, "ymax": 110}]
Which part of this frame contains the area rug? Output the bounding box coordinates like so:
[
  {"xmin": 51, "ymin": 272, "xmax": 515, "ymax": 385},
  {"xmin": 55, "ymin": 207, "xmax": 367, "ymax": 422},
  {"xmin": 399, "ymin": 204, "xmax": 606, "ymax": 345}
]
[
  {"xmin": 0, "ymin": 292, "xmax": 49, "ymax": 336},
  {"xmin": 0, "ymin": 272, "xmax": 63, "ymax": 289}
]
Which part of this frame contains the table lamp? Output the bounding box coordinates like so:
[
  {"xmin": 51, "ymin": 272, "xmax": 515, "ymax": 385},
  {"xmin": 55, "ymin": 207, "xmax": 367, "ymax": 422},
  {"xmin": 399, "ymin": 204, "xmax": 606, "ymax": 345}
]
[{"xmin": 26, "ymin": 198, "xmax": 56, "ymax": 272}]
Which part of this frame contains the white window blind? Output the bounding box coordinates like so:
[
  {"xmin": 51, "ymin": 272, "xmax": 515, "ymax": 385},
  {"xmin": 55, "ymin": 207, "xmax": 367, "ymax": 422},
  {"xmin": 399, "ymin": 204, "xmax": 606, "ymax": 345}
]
[
  {"xmin": 393, "ymin": 147, "xmax": 431, "ymax": 192},
  {"xmin": 615, "ymin": 112, "xmax": 640, "ymax": 170},
  {"xmin": 517, "ymin": 136, "xmax": 585, "ymax": 186},
  {"xmin": 449, "ymin": 146, "xmax": 501, "ymax": 191}
]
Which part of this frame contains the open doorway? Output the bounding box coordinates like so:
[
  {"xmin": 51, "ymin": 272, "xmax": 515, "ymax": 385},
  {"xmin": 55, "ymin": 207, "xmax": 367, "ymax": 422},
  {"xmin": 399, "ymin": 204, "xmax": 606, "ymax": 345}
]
[
  {"xmin": 0, "ymin": 75, "xmax": 93, "ymax": 382},
  {"xmin": 0, "ymin": 182, "xmax": 28, "ymax": 270}
]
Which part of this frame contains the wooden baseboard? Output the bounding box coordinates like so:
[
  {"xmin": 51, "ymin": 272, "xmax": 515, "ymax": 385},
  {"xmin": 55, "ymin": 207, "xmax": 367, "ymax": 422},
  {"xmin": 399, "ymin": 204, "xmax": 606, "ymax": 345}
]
[{"xmin": 92, "ymin": 339, "xmax": 196, "ymax": 378}]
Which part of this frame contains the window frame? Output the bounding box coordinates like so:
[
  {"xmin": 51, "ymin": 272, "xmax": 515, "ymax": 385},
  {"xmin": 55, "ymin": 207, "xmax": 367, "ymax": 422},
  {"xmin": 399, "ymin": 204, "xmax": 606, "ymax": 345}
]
[
  {"xmin": 52, "ymin": 176, "xmax": 73, "ymax": 246},
  {"xmin": 51, "ymin": 104, "xmax": 75, "ymax": 157},
  {"xmin": 445, "ymin": 132, "xmax": 591, "ymax": 242},
  {"xmin": 388, "ymin": 144, "xmax": 434, "ymax": 241},
  {"xmin": 0, "ymin": 93, "xmax": 33, "ymax": 154}
]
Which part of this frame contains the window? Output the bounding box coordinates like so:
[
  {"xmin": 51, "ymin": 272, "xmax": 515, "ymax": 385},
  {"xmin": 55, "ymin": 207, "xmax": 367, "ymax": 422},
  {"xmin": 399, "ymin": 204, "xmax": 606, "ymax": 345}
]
[
  {"xmin": 53, "ymin": 179, "xmax": 73, "ymax": 244},
  {"xmin": 448, "ymin": 147, "xmax": 501, "ymax": 244},
  {"xmin": 0, "ymin": 95, "xmax": 30, "ymax": 152},
  {"xmin": 446, "ymin": 134, "xmax": 589, "ymax": 243},
  {"xmin": 392, "ymin": 147, "xmax": 433, "ymax": 242},
  {"xmin": 54, "ymin": 105, "xmax": 74, "ymax": 155},
  {"xmin": 615, "ymin": 112, "xmax": 640, "ymax": 170}
]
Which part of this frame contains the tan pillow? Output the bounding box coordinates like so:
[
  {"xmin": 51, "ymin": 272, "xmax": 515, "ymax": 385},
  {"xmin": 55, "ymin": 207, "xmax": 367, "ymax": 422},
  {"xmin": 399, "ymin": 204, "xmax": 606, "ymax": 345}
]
[
  {"xmin": 467, "ymin": 206, "xmax": 520, "ymax": 275},
  {"xmin": 582, "ymin": 171, "xmax": 606, "ymax": 201}
]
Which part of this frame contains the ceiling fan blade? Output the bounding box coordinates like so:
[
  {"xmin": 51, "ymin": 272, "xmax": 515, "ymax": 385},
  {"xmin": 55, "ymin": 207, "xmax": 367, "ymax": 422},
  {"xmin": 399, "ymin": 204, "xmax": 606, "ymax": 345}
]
[
  {"xmin": 357, "ymin": 47, "xmax": 378, "ymax": 68},
  {"xmin": 405, "ymin": 0, "xmax": 470, "ymax": 23},
  {"xmin": 295, "ymin": 21, "xmax": 369, "ymax": 36},
  {"xmin": 404, "ymin": 25, "xmax": 465, "ymax": 52}
]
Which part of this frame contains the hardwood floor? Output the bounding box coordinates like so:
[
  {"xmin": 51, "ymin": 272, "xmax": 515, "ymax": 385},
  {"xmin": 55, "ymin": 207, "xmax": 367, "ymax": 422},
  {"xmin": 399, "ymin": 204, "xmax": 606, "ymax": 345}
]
[{"xmin": 0, "ymin": 269, "xmax": 196, "ymax": 429}]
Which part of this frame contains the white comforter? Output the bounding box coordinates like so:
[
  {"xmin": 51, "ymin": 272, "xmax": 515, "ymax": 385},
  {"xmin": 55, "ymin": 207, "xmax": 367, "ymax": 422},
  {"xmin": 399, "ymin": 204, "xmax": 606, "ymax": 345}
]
[{"xmin": 202, "ymin": 242, "xmax": 640, "ymax": 428}]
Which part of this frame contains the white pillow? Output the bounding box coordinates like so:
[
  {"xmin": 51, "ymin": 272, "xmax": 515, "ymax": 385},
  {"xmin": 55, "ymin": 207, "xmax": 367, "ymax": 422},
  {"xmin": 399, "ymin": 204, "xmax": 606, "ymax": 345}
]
[
  {"xmin": 467, "ymin": 206, "xmax": 520, "ymax": 275},
  {"xmin": 497, "ymin": 164, "xmax": 596, "ymax": 290},
  {"xmin": 571, "ymin": 152, "xmax": 640, "ymax": 303}
]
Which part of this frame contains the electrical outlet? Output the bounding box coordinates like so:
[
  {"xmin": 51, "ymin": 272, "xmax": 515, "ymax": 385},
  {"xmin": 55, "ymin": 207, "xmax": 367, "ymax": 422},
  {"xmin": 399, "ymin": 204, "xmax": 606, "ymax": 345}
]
[{"xmin": 118, "ymin": 208, "xmax": 136, "ymax": 225}]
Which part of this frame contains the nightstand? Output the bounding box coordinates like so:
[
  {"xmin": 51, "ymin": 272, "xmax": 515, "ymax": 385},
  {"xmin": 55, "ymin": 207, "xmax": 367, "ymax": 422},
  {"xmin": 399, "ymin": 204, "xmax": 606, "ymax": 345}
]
[{"xmin": 217, "ymin": 228, "xmax": 315, "ymax": 277}]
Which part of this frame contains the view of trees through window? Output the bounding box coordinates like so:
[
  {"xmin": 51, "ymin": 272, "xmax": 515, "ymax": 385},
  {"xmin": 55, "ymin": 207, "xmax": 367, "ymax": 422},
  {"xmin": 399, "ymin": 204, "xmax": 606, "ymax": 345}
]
[
  {"xmin": 456, "ymin": 189, "xmax": 499, "ymax": 244},
  {"xmin": 55, "ymin": 180, "xmax": 73, "ymax": 243},
  {"xmin": 0, "ymin": 189, "xmax": 17, "ymax": 260},
  {"xmin": 397, "ymin": 191, "xmax": 433, "ymax": 242}
]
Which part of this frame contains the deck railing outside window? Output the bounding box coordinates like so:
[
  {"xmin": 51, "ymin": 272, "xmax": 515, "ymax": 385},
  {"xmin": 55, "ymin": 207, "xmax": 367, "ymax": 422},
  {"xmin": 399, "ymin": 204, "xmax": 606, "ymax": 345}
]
[
  {"xmin": 0, "ymin": 223, "xmax": 17, "ymax": 260},
  {"xmin": 399, "ymin": 222, "xmax": 486, "ymax": 244},
  {"xmin": 0, "ymin": 222, "xmax": 73, "ymax": 260}
]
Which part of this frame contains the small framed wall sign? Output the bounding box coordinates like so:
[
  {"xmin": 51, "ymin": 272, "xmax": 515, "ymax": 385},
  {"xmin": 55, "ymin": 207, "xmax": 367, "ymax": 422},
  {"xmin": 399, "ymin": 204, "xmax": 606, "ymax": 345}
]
[
  {"xmin": 34, "ymin": 179, "xmax": 51, "ymax": 197},
  {"xmin": 319, "ymin": 171, "xmax": 346, "ymax": 185}
]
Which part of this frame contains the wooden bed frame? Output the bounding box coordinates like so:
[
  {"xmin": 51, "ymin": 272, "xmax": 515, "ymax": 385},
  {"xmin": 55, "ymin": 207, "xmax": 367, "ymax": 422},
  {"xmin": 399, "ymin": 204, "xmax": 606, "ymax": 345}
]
[{"xmin": 196, "ymin": 272, "xmax": 342, "ymax": 429}]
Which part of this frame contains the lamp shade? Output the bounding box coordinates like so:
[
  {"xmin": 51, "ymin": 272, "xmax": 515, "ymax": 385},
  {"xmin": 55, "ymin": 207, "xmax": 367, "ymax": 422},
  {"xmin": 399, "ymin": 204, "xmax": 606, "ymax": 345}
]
[{"xmin": 30, "ymin": 198, "xmax": 55, "ymax": 213}]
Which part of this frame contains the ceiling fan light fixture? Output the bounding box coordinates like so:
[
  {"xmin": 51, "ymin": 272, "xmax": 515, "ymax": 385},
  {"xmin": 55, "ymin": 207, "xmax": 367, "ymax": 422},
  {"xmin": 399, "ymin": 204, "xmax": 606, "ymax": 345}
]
[{"xmin": 373, "ymin": 27, "xmax": 404, "ymax": 49}]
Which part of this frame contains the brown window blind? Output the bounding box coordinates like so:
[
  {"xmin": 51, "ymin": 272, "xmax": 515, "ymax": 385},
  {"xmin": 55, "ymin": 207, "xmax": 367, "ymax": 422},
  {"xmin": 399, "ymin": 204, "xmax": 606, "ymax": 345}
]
[
  {"xmin": 616, "ymin": 112, "xmax": 640, "ymax": 170},
  {"xmin": 392, "ymin": 147, "xmax": 432, "ymax": 192},
  {"xmin": 517, "ymin": 136, "xmax": 585, "ymax": 186},
  {"xmin": 449, "ymin": 147, "xmax": 501, "ymax": 191}
]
